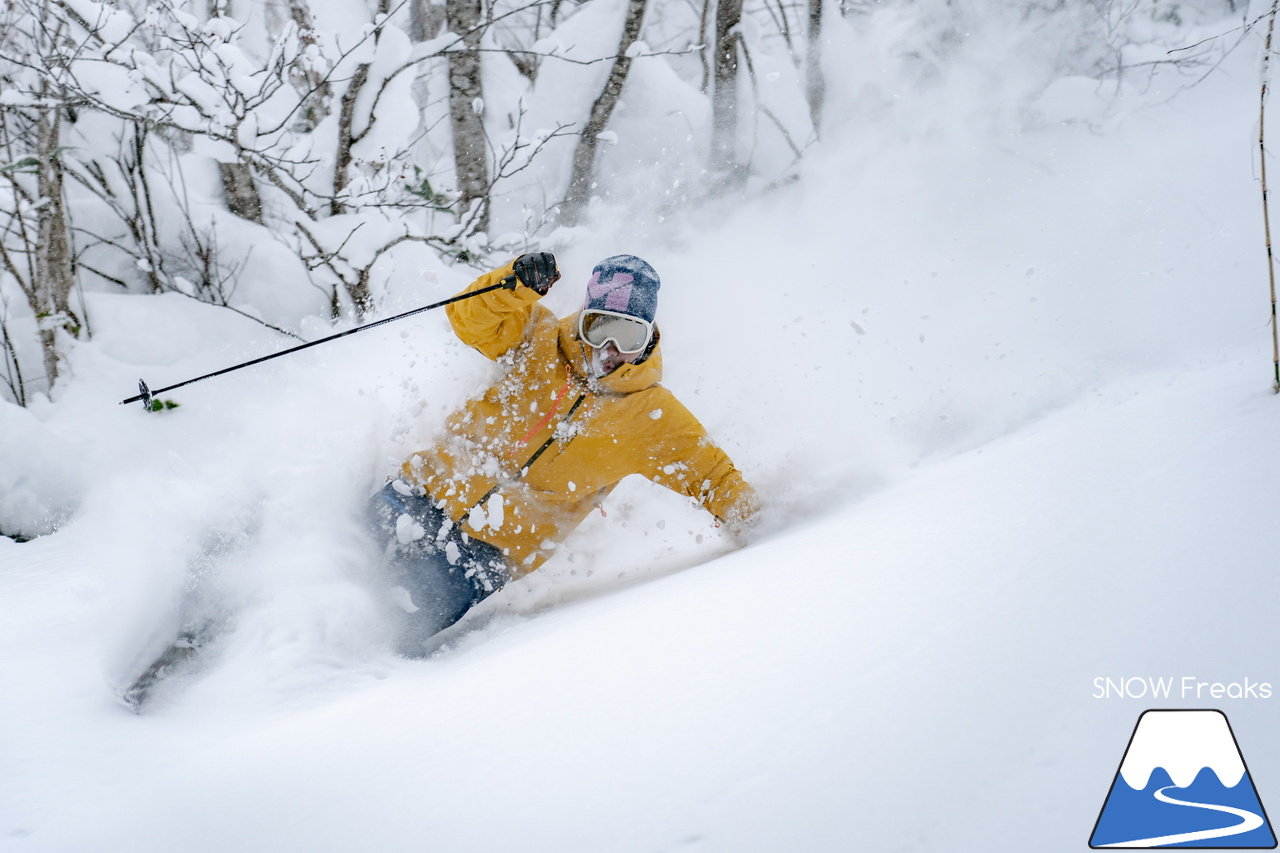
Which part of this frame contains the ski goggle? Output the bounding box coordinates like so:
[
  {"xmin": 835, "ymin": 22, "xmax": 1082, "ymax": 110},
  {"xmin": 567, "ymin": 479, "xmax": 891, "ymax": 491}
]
[{"xmin": 578, "ymin": 309, "xmax": 653, "ymax": 354}]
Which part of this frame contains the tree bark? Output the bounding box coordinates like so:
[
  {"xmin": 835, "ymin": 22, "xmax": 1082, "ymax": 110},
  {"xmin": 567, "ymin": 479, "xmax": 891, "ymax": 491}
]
[
  {"xmin": 288, "ymin": 0, "xmax": 333, "ymax": 131},
  {"xmin": 331, "ymin": 59, "xmax": 370, "ymax": 217},
  {"xmin": 806, "ymin": 0, "xmax": 824, "ymax": 137},
  {"xmin": 332, "ymin": 0, "xmax": 390, "ymax": 218},
  {"xmin": 33, "ymin": 105, "xmax": 75, "ymax": 385},
  {"xmin": 220, "ymin": 162, "xmax": 263, "ymax": 222},
  {"xmin": 408, "ymin": 0, "xmax": 445, "ymax": 42},
  {"xmin": 558, "ymin": 0, "xmax": 647, "ymax": 226},
  {"xmin": 446, "ymin": 0, "xmax": 490, "ymax": 234},
  {"xmin": 698, "ymin": 0, "xmax": 713, "ymax": 93},
  {"xmin": 711, "ymin": 0, "xmax": 744, "ymax": 181},
  {"xmin": 1, "ymin": 313, "xmax": 26, "ymax": 407}
]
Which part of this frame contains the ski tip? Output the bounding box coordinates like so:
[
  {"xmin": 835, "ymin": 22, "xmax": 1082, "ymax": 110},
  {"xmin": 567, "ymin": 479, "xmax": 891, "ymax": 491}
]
[
  {"xmin": 118, "ymin": 674, "xmax": 156, "ymax": 713},
  {"xmin": 118, "ymin": 691, "xmax": 145, "ymax": 714},
  {"xmin": 117, "ymin": 639, "xmax": 202, "ymax": 713}
]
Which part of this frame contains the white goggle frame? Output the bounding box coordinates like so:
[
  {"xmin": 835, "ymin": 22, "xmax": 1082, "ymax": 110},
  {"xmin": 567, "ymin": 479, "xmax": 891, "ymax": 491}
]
[{"xmin": 578, "ymin": 309, "xmax": 653, "ymax": 354}]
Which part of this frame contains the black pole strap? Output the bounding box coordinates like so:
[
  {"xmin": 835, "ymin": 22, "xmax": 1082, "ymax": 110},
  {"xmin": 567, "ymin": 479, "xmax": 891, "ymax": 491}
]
[{"xmin": 120, "ymin": 275, "xmax": 517, "ymax": 406}]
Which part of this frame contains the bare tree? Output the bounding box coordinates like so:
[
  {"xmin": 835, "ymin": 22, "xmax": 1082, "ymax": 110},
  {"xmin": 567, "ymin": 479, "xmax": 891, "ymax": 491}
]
[
  {"xmin": 806, "ymin": 0, "xmax": 824, "ymax": 135},
  {"xmin": 711, "ymin": 0, "xmax": 744, "ymax": 182},
  {"xmin": 0, "ymin": 293, "xmax": 26, "ymax": 406},
  {"xmin": 446, "ymin": 0, "xmax": 492, "ymax": 233},
  {"xmin": 32, "ymin": 101, "xmax": 77, "ymax": 384},
  {"xmin": 331, "ymin": 0, "xmax": 397, "ymax": 219},
  {"xmin": 220, "ymin": 163, "xmax": 264, "ymax": 222},
  {"xmin": 409, "ymin": 0, "xmax": 446, "ymax": 42},
  {"xmin": 0, "ymin": 0, "xmax": 82, "ymax": 390},
  {"xmin": 0, "ymin": 109, "xmax": 42, "ymax": 404},
  {"xmin": 68, "ymin": 126, "xmax": 168, "ymax": 295},
  {"xmin": 558, "ymin": 0, "xmax": 649, "ymax": 225}
]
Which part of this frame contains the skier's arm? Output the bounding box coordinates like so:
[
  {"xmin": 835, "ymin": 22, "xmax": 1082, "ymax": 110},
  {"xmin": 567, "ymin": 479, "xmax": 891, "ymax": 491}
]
[
  {"xmin": 640, "ymin": 396, "xmax": 759, "ymax": 537},
  {"xmin": 446, "ymin": 254, "xmax": 559, "ymax": 360},
  {"xmin": 685, "ymin": 441, "xmax": 759, "ymax": 539}
]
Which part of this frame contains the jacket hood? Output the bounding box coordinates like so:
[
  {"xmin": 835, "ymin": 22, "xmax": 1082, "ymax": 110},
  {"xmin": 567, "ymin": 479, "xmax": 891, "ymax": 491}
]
[{"xmin": 558, "ymin": 314, "xmax": 662, "ymax": 394}]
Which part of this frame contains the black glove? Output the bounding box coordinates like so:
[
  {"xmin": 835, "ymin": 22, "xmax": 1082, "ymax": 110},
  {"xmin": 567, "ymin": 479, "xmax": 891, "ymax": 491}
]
[{"xmin": 512, "ymin": 252, "xmax": 560, "ymax": 295}]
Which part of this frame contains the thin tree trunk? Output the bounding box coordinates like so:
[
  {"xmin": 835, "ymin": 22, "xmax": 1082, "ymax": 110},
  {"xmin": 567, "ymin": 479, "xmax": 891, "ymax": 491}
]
[
  {"xmin": 1, "ymin": 311, "xmax": 26, "ymax": 407},
  {"xmin": 698, "ymin": 0, "xmax": 713, "ymax": 93},
  {"xmin": 332, "ymin": 61, "xmax": 370, "ymax": 217},
  {"xmin": 288, "ymin": 0, "xmax": 333, "ymax": 130},
  {"xmin": 219, "ymin": 162, "xmax": 263, "ymax": 222},
  {"xmin": 446, "ymin": 0, "xmax": 490, "ymax": 233},
  {"xmin": 33, "ymin": 104, "xmax": 75, "ymax": 386},
  {"xmin": 806, "ymin": 0, "xmax": 824, "ymax": 137},
  {"xmin": 711, "ymin": 0, "xmax": 744, "ymax": 181},
  {"xmin": 332, "ymin": 0, "xmax": 389, "ymax": 218},
  {"xmin": 1263, "ymin": 0, "xmax": 1280, "ymax": 392},
  {"xmin": 559, "ymin": 0, "xmax": 648, "ymax": 225},
  {"xmin": 408, "ymin": 0, "xmax": 445, "ymax": 42},
  {"xmin": 129, "ymin": 124, "xmax": 166, "ymax": 293}
]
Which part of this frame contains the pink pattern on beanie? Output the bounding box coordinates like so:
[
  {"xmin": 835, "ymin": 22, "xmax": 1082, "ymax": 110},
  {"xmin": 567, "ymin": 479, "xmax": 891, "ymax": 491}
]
[{"xmin": 587, "ymin": 272, "xmax": 634, "ymax": 312}]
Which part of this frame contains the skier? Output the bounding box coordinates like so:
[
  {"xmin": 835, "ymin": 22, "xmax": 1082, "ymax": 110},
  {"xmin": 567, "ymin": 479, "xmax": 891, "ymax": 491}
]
[{"xmin": 369, "ymin": 252, "xmax": 757, "ymax": 654}]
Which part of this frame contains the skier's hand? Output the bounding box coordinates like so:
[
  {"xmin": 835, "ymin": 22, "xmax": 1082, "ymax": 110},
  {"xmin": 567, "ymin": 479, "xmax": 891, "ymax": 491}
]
[
  {"xmin": 719, "ymin": 491, "xmax": 760, "ymax": 549},
  {"xmin": 513, "ymin": 252, "xmax": 560, "ymax": 295}
]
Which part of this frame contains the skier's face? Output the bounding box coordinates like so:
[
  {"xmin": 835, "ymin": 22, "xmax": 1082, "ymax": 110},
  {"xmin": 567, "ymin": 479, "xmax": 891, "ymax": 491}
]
[{"xmin": 592, "ymin": 342, "xmax": 641, "ymax": 376}]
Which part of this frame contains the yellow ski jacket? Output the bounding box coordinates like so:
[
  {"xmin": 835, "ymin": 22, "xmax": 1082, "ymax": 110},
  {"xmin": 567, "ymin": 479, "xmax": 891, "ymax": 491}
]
[{"xmin": 401, "ymin": 260, "xmax": 756, "ymax": 576}]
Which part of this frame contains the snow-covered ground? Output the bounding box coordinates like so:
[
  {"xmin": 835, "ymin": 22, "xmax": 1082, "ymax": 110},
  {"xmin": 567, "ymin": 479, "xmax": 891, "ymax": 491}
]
[{"xmin": 5, "ymin": 5, "xmax": 1280, "ymax": 851}]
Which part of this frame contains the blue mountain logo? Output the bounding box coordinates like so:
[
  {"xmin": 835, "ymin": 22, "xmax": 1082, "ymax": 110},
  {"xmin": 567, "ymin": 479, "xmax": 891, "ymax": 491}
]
[{"xmin": 1090, "ymin": 709, "xmax": 1276, "ymax": 848}]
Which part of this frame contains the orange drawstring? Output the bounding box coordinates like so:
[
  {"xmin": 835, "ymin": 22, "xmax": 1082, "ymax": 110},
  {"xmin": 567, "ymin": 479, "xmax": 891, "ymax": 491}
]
[{"xmin": 508, "ymin": 365, "xmax": 573, "ymax": 457}]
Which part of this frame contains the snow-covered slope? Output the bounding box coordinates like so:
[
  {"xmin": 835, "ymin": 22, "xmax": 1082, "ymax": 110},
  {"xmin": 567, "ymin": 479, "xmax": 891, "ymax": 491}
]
[
  {"xmin": 3, "ymin": 360, "xmax": 1279, "ymax": 852},
  {"xmin": 4, "ymin": 6, "xmax": 1280, "ymax": 852}
]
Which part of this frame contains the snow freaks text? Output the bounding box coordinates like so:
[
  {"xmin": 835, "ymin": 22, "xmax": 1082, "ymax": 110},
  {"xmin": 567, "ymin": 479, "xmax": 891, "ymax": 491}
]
[{"xmin": 1093, "ymin": 677, "xmax": 1274, "ymax": 701}]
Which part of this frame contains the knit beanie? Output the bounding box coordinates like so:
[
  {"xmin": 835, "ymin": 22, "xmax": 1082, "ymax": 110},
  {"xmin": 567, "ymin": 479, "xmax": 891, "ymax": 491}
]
[{"xmin": 583, "ymin": 255, "xmax": 660, "ymax": 323}]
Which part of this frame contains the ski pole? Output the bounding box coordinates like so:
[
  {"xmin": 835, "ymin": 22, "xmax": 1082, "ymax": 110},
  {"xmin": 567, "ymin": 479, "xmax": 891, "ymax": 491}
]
[{"xmin": 120, "ymin": 274, "xmax": 517, "ymax": 409}]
